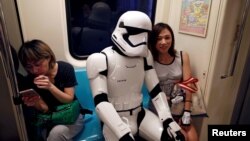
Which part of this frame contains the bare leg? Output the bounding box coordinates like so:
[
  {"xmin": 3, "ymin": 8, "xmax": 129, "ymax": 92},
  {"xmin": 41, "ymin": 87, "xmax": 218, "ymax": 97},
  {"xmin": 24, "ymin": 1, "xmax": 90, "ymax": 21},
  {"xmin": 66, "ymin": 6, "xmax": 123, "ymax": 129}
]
[{"xmin": 181, "ymin": 124, "xmax": 199, "ymax": 141}]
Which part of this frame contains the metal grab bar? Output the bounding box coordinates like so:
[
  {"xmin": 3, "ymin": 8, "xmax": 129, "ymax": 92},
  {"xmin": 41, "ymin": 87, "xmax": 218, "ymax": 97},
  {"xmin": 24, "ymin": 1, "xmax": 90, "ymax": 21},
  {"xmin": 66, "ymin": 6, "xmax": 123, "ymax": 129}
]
[{"xmin": 221, "ymin": 0, "xmax": 250, "ymax": 79}]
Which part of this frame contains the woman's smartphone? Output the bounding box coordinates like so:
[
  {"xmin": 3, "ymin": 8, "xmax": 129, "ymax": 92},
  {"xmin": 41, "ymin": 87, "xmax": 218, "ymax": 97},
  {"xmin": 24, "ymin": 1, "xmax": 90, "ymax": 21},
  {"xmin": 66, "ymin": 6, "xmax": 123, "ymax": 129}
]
[{"xmin": 19, "ymin": 88, "xmax": 39, "ymax": 98}]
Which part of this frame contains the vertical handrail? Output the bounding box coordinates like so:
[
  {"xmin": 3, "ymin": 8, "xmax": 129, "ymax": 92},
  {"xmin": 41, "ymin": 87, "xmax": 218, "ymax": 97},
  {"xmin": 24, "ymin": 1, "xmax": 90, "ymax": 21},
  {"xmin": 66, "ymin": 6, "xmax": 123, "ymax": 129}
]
[
  {"xmin": 0, "ymin": 4, "xmax": 18, "ymax": 96},
  {"xmin": 222, "ymin": 0, "xmax": 250, "ymax": 79},
  {"xmin": 0, "ymin": 2, "xmax": 28, "ymax": 141}
]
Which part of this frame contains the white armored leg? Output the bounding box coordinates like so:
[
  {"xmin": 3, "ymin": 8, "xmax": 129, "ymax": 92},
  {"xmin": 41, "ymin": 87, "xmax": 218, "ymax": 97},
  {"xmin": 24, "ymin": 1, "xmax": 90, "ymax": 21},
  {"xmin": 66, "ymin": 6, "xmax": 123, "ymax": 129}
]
[{"xmin": 138, "ymin": 109, "xmax": 163, "ymax": 141}]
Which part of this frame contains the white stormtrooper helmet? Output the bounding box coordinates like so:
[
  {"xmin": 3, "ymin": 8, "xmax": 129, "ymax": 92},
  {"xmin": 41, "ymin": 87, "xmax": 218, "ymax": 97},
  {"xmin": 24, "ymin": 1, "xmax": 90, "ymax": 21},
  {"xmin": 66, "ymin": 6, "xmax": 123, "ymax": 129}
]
[{"xmin": 111, "ymin": 11, "xmax": 152, "ymax": 57}]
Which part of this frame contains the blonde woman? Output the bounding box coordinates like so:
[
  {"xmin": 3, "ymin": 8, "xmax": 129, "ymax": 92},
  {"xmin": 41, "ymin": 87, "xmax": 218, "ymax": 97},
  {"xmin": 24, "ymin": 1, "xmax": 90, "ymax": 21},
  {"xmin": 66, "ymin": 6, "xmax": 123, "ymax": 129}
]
[{"xmin": 18, "ymin": 39, "xmax": 83, "ymax": 141}]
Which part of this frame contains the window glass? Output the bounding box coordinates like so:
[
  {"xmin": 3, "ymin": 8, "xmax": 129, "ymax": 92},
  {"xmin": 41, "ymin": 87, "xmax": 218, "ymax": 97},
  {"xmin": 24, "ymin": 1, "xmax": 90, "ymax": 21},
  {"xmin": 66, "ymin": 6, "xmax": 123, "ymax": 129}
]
[{"xmin": 66, "ymin": 0, "xmax": 156, "ymax": 59}]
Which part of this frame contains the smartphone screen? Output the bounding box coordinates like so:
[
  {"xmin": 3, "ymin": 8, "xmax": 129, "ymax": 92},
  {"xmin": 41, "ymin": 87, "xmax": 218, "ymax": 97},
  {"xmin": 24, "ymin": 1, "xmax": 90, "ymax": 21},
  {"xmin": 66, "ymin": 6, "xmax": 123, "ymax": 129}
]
[{"xmin": 19, "ymin": 89, "xmax": 39, "ymax": 98}]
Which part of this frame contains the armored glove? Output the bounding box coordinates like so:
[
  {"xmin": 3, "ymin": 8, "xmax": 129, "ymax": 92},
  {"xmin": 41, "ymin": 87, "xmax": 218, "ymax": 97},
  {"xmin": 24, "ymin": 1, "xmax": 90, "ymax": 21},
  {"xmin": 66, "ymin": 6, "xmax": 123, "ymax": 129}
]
[
  {"xmin": 181, "ymin": 110, "xmax": 191, "ymax": 126},
  {"xmin": 119, "ymin": 132, "xmax": 134, "ymax": 141},
  {"xmin": 162, "ymin": 118, "xmax": 185, "ymax": 141}
]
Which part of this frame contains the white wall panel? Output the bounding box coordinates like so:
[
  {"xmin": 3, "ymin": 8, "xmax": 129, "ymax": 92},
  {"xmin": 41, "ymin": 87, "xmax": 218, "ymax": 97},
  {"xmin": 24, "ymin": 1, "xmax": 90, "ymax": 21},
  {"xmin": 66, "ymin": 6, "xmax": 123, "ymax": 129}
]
[{"xmin": 16, "ymin": 0, "xmax": 85, "ymax": 67}]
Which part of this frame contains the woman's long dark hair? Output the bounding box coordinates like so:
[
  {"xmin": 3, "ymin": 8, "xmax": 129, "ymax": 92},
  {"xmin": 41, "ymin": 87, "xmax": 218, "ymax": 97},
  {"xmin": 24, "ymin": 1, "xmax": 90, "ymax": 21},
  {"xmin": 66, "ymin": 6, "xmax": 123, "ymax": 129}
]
[{"xmin": 149, "ymin": 23, "xmax": 176, "ymax": 61}]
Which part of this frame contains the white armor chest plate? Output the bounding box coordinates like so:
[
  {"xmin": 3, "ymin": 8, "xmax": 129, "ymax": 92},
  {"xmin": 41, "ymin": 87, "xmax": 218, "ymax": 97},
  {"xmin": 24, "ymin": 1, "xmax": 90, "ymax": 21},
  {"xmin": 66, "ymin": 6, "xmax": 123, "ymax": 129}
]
[{"xmin": 103, "ymin": 47, "xmax": 145, "ymax": 110}]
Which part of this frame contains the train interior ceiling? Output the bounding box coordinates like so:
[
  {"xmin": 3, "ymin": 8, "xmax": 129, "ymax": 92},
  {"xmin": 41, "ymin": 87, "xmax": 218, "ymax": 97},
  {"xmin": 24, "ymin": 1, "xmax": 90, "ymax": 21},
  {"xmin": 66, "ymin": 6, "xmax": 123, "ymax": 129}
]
[{"xmin": 0, "ymin": 0, "xmax": 250, "ymax": 141}]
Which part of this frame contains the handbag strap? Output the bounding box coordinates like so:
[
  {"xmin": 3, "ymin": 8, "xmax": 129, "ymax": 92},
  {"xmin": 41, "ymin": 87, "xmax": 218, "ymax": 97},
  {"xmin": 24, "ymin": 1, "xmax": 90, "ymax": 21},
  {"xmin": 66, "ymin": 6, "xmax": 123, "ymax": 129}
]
[
  {"xmin": 178, "ymin": 77, "xmax": 198, "ymax": 93},
  {"xmin": 80, "ymin": 108, "xmax": 93, "ymax": 115}
]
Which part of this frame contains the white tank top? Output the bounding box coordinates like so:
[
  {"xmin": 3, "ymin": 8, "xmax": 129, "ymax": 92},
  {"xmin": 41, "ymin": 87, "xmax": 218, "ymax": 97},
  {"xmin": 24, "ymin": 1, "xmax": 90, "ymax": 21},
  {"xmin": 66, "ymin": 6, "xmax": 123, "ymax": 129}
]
[{"xmin": 154, "ymin": 51, "xmax": 183, "ymax": 98}]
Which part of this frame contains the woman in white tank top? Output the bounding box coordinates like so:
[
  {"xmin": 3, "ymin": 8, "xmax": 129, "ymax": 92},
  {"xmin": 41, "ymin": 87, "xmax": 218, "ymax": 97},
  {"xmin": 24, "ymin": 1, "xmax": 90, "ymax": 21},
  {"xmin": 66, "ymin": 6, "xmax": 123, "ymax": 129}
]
[{"xmin": 149, "ymin": 23, "xmax": 199, "ymax": 141}]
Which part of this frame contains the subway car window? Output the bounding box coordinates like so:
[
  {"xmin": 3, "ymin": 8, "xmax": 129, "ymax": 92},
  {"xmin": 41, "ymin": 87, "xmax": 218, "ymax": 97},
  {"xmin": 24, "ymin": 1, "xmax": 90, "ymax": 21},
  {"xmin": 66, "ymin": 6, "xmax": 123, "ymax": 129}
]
[{"xmin": 66, "ymin": 0, "xmax": 156, "ymax": 59}]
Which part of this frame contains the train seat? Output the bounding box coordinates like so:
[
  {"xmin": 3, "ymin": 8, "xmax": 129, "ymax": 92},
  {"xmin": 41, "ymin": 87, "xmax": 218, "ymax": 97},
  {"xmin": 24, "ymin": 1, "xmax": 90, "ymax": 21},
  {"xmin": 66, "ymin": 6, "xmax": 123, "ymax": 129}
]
[
  {"xmin": 73, "ymin": 68, "xmax": 104, "ymax": 141},
  {"xmin": 73, "ymin": 68, "xmax": 150, "ymax": 141}
]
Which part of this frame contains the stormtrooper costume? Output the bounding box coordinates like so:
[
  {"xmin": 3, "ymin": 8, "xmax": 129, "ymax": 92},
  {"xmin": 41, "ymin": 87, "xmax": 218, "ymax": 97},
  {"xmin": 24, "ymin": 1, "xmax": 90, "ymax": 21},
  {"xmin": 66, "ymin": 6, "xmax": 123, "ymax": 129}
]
[{"xmin": 86, "ymin": 11, "xmax": 185, "ymax": 141}]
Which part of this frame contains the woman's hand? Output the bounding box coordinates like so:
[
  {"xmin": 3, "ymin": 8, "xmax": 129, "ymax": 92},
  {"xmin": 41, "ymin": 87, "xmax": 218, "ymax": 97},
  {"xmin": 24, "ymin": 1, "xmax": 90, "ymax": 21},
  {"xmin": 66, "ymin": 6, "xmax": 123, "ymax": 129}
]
[
  {"xmin": 34, "ymin": 75, "xmax": 74, "ymax": 103},
  {"xmin": 22, "ymin": 94, "xmax": 40, "ymax": 107},
  {"xmin": 22, "ymin": 95, "xmax": 49, "ymax": 112},
  {"xmin": 34, "ymin": 75, "xmax": 53, "ymax": 90}
]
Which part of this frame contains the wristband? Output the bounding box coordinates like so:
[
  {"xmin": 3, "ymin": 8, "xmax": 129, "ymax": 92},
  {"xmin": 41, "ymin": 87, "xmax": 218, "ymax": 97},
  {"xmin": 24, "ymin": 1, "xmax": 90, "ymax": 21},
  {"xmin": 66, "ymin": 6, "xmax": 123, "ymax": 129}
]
[
  {"xmin": 185, "ymin": 100, "xmax": 192, "ymax": 103},
  {"xmin": 184, "ymin": 109, "xmax": 191, "ymax": 113}
]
